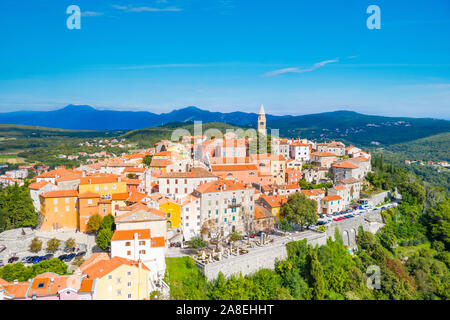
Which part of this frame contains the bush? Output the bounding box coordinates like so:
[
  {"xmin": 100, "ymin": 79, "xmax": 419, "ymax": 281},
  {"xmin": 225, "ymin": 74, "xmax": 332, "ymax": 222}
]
[
  {"xmin": 46, "ymin": 238, "xmax": 61, "ymax": 252},
  {"xmin": 189, "ymin": 236, "xmax": 208, "ymax": 249},
  {"xmin": 29, "ymin": 237, "xmax": 42, "ymax": 252}
]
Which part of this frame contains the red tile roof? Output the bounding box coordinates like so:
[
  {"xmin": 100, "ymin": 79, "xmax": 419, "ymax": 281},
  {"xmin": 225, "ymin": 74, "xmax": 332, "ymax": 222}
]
[
  {"xmin": 40, "ymin": 190, "xmax": 78, "ymax": 198},
  {"xmin": 28, "ymin": 181, "xmax": 50, "ymax": 190},
  {"xmin": 111, "ymin": 229, "xmax": 151, "ymax": 241},
  {"xmin": 331, "ymin": 161, "xmax": 358, "ymax": 169}
]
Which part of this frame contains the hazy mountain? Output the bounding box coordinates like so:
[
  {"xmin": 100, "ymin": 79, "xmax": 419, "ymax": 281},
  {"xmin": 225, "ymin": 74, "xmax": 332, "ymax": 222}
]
[{"xmin": 0, "ymin": 105, "xmax": 448, "ymax": 145}]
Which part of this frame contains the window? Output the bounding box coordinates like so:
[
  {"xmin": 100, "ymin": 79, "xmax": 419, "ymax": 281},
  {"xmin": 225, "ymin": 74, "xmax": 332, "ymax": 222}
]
[
  {"xmin": 65, "ymin": 198, "xmax": 69, "ymax": 204},
  {"xmin": 95, "ymin": 186, "xmax": 99, "ymax": 191},
  {"xmin": 175, "ymin": 179, "xmax": 178, "ymax": 184},
  {"xmin": 139, "ymin": 250, "xmax": 146, "ymax": 254},
  {"xmin": 117, "ymin": 290, "xmax": 122, "ymax": 296},
  {"xmin": 128, "ymin": 282, "xmax": 132, "ymax": 287},
  {"xmin": 54, "ymin": 207, "xmax": 58, "ymax": 213},
  {"xmin": 88, "ymin": 199, "xmax": 93, "ymax": 205},
  {"xmin": 125, "ymin": 241, "xmax": 131, "ymax": 246},
  {"xmin": 128, "ymin": 294, "xmax": 132, "ymax": 299},
  {"xmin": 127, "ymin": 251, "xmax": 131, "ymax": 255},
  {"xmin": 53, "ymin": 199, "xmax": 58, "ymax": 205},
  {"xmin": 139, "ymin": 240, "xmax": 145, "ymax": 246},
  {"xmin": 127, "ymin": 271, "xmax": 131, "ymax": 276},
  {"xmin": 117, "ymin": 278, "xmax": 121, "ymax": 284},
  {"xmin": 66, "ymin": 206, "xmax": 69, "ymax": 212},
  {"xmin": 108, "ymin": 275, "xmax": 112, "ymax": 280},
  {"xmin": 113, "ymin": 184, "xmax": 116, "ymax": 190},
  {"xmin": 37, "ymin": 282, "xmax": 45, "ymax": 289}
]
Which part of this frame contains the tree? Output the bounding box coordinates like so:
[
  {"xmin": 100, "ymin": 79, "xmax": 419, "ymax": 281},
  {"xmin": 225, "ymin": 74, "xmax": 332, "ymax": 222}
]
[
  {"xmin": 189, "ymin": 236, "xmax": 207, "ymax": 249},
  {"xmin": 228, "ymin": 231, "xmax": 242, "ymax": 242},
  {"xmin": 65, "ymin": 238, "xmax": 76, "ymax": 250},
  {"xmin": 305, "ymin": 246, "xmax": 326, "ymax": 300},
  {"xmin": 87, "ymin": 214, "xmax": 102, "ymax": 233},
  {"xmin": 29, "ymin": 237, "xmax": 42, "ymax": 252},
  {"xmin": 281, "ymin": 193, "xmax": 318, "ymax": 229},
  {"xmin": 96, "ymin": 228, "xmax": 113, "ymax": 250},
  {"xmin": 100, "ymin": 214, "xmax": 115, "ymax": 231},
  {"xmin": 47, "ymin": 238, "xmax": 61, "ymax": 252},
  {"xmin": 142, "ymin": 155, "xmax": 152, "ymax": 167},
  {"xmin": 0, "ymin": 183, "xmax": 39, "ymax": 231}
]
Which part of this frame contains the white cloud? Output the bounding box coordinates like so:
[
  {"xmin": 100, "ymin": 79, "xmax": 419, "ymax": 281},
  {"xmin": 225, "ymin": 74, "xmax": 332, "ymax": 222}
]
[{"xmin": 262, "ymin": 59, "xmax": 339, "ymax": 77}]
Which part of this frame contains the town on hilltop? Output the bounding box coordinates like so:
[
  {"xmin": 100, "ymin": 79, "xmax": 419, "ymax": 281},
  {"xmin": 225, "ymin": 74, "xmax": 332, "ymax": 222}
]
[{"xmin": 0, "ymin": 106, "xmax": 395, "ymax": 300}]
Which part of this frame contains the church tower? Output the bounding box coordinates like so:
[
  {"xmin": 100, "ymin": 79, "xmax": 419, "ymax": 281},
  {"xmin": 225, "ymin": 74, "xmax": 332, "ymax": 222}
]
[{"xmin": 257, "ymin": 104, "xmax": 266, "ymax": 135}]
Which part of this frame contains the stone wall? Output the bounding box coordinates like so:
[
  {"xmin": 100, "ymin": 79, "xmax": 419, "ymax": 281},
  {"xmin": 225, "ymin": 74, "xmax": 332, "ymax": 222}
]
[{"xmin": 198, "ymin": 211, "xmax": 384, "ymax": 281}]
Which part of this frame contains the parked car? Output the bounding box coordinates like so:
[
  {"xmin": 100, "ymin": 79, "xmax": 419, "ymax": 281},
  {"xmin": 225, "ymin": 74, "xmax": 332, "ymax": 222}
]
[
  {"xmin": 57, "ymin": 254, "xmax": 68, "ymax": 261},
  {"xmin": 65, "ymin": 253, "xmax": 76, "ymax": 262},
  {"xmin": 373, "ymin": 207, "xmax": 380, "ymax": 211},
  {"xmin": 317, "ymin": 221, "xmax": 326, "ymax": 225},
  {"xmin": 42, "ymin": 254, "xmax": 54, "ymax": 261},
  {"xmin": 32, "ymin": 256, "xmax": 43, "ymax": 264},
  {"xmin": 249, "ymin": 233, "xmax": 256, "ymax": 238},
  {"xmin": 8, "ymin": 256, "xmax": 19, "ymax": 264},
  {"xmin": 319, "ymin": 214, "xmax": 325, "ymax": 219},
  {"xmin": 75, "ymin": 251, "xmax": 86, "ymax": 258},
  {"xmin": 0, "ymin": 260, "xmax": 4, "ymax": 267},
  {"xmin": 21, "ymin": 256, "xmax": 32, "ymax": 264}
]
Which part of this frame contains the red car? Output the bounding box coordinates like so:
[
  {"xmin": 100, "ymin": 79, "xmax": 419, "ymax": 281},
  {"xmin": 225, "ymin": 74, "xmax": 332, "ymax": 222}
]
[{"xmin": 249, "ymin": 233, "xmax": 256, "ymax": 238}]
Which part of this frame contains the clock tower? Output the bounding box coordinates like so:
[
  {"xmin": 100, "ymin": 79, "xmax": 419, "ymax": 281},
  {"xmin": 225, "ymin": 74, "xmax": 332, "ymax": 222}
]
[{"xmin": 257, "ymin": 104, "xmax": 266, "ymax": 135}]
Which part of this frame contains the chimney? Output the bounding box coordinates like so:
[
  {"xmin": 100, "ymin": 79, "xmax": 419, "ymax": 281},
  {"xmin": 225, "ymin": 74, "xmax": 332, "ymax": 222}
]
[
  {"xmin": 50, "ymin": 278, "xmax": 54, "ymax": 284},
  {"xmin": 13, "ymin": 279, "xmax": 18, "ymax": 285}
]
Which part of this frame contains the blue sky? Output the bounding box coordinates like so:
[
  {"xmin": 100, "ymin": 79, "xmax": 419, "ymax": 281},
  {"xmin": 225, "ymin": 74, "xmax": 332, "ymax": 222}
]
[{"xmin": 0, "ymin": 0, "xmax": 449, "ymax": 118}]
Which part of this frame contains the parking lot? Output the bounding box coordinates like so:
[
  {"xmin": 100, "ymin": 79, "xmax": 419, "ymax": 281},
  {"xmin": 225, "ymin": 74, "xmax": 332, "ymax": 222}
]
[{"xmin": 312, "ymin": 201, "xmax": 398, "ymax": 229}]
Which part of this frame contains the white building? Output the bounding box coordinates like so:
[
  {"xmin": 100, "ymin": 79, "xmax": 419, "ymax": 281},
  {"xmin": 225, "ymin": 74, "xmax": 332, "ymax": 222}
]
[
  {"xmin": 158, "ymin": 167, "xmax": 218, "ymax": 202},
  {"xmin": 289, "ymin": 142, "xmax": 310, "ymax": 162}
]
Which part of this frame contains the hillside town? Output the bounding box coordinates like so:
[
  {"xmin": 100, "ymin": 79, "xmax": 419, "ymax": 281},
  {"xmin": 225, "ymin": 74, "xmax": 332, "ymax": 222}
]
[{"xmin": 0, "ymin": 105, "xmax": 379, "ymax": 300}]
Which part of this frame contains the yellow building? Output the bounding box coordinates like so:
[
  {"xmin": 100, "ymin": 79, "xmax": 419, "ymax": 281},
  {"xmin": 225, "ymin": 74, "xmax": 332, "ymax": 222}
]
[
  {"xmin": 78, "ymin": 175, "xmax": 127, "ymax": 198},
  {"xmin": 40, "ymin": 190, "xmax": 79, "ymax": 231},
  {"xmin": 258, "ymin": 194, "xmax": 288, "ymax": 219},
  {"xmin": 149, "ymin": 194, "xmax": 181, "ymax": 229},
  {"xmin": 82, "ymin": 256, "xmax": 151, "ymax": 300}
]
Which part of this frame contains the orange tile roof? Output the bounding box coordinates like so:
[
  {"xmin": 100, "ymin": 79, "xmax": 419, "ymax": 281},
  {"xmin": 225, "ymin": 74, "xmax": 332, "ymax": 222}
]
[
  {"xmin": 111, "ymin": 229, "xmax": 151, "ymax": 241},
  {"xmin": 78, "ymin": 191, "xmax": 101, "ymax": 199},
  {"xmin": 78, "ymin": 278, "xmax": 95, "ymax": 293},
  {"xmin": 311, "ymin": 151, "xmax": 336, "ymax": 157},
  {"xmin": 331, "ymin": 161, "xmax": 358, "ymax": 169},
  {"xmin": 79, "ymin": 175, "xmax": 119, "ymax": 184},
  {"xmin": 56, "ymin": 174, "xmax": 83, "ymax": 183},
  {"xmin": 260, "ymin": 194, "xmax": 287, "ymax": 208},
  {"xmin": 195, "ymin": 179, "xmax": 250, "ymax": 193},
  {"xmin": 111, "ymin": 192, "xmax": 129, "ymax": 200},
  {"xmin": 123, "ymin": 167, "xmax": 146, "ymax": 173},
  {"xmin": 254, "ymin": 206, "xmax": 265, "ymax": 219},
  {"xmin": 322, "ymin": 195, "xmax": 342, "ymax": 201},
  {"xmin": 127, "ymin": 192, "xmax": 146, "ymax": 203},
  {"xmin": 36, "ymin": 168, "xmax": 82, "ymax": 179},
  {"xmin": 40, "ymin": 190, "xmax": 78, "ymax": 198},
  {"xmin": 150, "ymin": 159, "xmax": 173, "ymax": 167},
  {"xmin": 335, "ymin": 186, "xmax": 346, "ymax": 190},
  {"xmin": 83, "ymin": 256, "xmax": 149, "ymax": 279},
  {"xmin": 159, "ymin": 167, "xmax": 217, "ymax": 178},
  {"xmin": 28, "ymin": 181, "xmax": 50, "ymax": 190},
  {"xmin": 150, "ymin": 236, "xmax": 165, "ymax": 248},
  {"xmin": 0, "ymin": 280, "xmax": 30, "ymax": 299},
  {"xmin": 125, "ymin": 178, "xmax": 141, "ymax": 185},
  {"xmin": 211, "ymin": 164, "xmax": 258, "ymax": 172}
]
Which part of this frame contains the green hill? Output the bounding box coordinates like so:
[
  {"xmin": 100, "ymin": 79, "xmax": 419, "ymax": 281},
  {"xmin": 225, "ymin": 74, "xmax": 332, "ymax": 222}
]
[
  {"xmin": 385, "ymin": 132, "xmax": 450, "ymax": 162},
  {"xmin": 121, "ymin": 121, "xmax": 244, "ymax": 147}
]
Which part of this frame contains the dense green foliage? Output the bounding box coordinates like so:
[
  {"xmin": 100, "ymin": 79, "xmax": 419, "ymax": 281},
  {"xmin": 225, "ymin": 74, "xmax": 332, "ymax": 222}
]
[
  {"xmin": 0, "ymin": 258, "xmax": 69, "ymax": 282},
  {"xmin": 166, "ymin": 156, "xmax": 449, "ymax": 300},
  {"xmin": 95, "ymin": 214, "xmax": 116, "ymax": 250},
  {"xmin": 0, "ymin": 183, "xmax": 39, "ymax": 231},
  {"xmin": 280, "ymin": 193, "xmax": 318, "ymax": 229}
]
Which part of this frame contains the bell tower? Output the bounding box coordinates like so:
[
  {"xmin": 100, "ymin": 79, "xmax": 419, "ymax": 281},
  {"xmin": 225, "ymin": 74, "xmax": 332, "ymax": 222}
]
[{"xmin": 257, "ymin": 104, "xmax": 266, "ymax": 135}]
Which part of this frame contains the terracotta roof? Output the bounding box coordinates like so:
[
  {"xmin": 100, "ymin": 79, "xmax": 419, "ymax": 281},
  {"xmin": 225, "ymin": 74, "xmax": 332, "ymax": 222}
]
[
  {"xmin": 150, "ymin": 159, "xmax": 173, "ymax": 167},
  {"xmin": 28, "ymin": 181, "xmax": 50, "ymax": 190},
  {"xmin": 260, "ymin": 194, "xmax": 287, "ymax": 208},
  {"xmin": 111, "ymin": 192, "xmax": 129, "ymax": 200},
  {"xmin": 338, "ymin": 178, "xmax": 360, "ymax": 184},
  {"xmin": 195, "ymin": 179, "xmax": 251, "ymax": 193},
  {"xmin": 123, "ymin": 167, "xmax": 146, "ymax": 173},
  {"xmin": 28, "ymin": 272, "xmax": 77, "ymax": 297},
  {"xmin": 36, "ymin": 168, "xmax": 82, "ymax": 179},
  {"xmin": 78, "ymin": 191, "xmax": 101, "ymax": 199},
  {"xmin": 79, "ymin": 175, "xmax": 120, "ymax": 184},
  {"xmin": 311, "ymin": 152, "xmax": 336, "ymax": 157},
  {"xmin": 322, "ymin": 195, "xmax": 342, "ymax": 201},
  {"xmin": 125, "ymin": 178, "xmax": 141, "ymax": 185},
  {"xmin": 159, "ymin": 167, "xmax": 217, "ymax": 179},
  {"xmin": 83, "ymin": 256, "xmax": 150, "ymax": 279},
  {"xmin": 0, "ymin": 280, "xmax": 30, "ymax": 299},
  {"xmin": 211, "ymin": 164, "xmax": 258, "ymax": 172},
  {"xmin": 56, "ymin": 174, "xmax": 82, "ymax": 183},
  {"xmin": 78, "ymin": 278, "xmax": 95, "ymax": 293},
  {"xmin": 150, "ymin": 236, "xmax": 165, "ymax": 248},
  {"xmin": 111, "ymin": 229, "xmax": 151, "ymax": 241},
  {"xmin": 331, "ymin": 161, "xmax": 358, "ymax": 169},
  {"xmin": 334, "ymin": 186, "xmax": 346, "ymax": 190},
  {"xmin": 127, "ymin": 192, "xmax": 146, "ymax": 203},
  {"xmin": 40, "ymin": 190, "xmax": 78, "ymax": 198}
]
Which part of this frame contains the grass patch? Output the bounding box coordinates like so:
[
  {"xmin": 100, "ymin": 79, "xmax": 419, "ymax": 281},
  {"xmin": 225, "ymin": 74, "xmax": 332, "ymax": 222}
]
[
  {"xmin": 396, "ymin": 242, "xmax": 431, "ymax": 259},
  {"xmin": 164, "ymin": 257, "xmax": 208, "ymax": 300}
]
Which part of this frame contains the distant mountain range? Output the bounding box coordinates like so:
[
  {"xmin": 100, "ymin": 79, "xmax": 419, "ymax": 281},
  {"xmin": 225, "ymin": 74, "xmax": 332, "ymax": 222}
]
[{"xmin": 0, "ymin": 105, "xmax": 449, "ymax": 146}]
